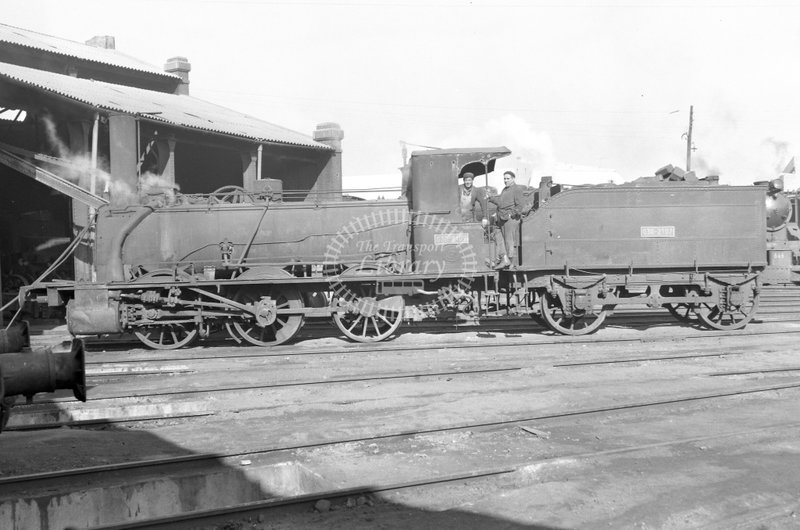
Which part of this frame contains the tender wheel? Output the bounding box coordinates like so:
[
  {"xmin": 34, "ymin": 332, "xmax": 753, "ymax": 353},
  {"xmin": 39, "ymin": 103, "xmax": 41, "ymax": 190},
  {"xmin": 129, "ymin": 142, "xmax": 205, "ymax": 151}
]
[
  {"xmin": 529, "ymin": 312, "xmax": 547, "ymax": 327},
  {"xmin": 661, "ymin": 286, "xmax": 699, "ymax": 323},
  {"xmin": 540, "ymin": 292, "xmax": 608, "ymax": 336},
  {"xmin": 527, "ymin": 292, "xmax": 547, "ymax": 327},
  {"xmin": 664, "ymin": 303, "xmax": 698, "ymax": 323},
  {"xmin": 331, "ymin": 265, "xmax": 404, "ymax": 343},
  {"xmin": 229, "ymin": 285, "xmax": 304, "ymax": 346},
  {"xmin": 696, "ymin": 284, "xmax": 760, "ymax": 331},
  {"xmin": 134, "ymin": 323, "xmax": 199, "ymax": 350},
  {"xmin": 132, "ymin": 270, "xmax": 200, "ymax": 350}
]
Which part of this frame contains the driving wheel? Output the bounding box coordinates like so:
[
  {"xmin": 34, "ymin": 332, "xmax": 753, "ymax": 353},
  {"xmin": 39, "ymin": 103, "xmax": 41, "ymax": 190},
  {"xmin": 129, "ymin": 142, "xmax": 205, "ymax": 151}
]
[{"xmin": 228, "ymin": 285, "xmax": 304, "ymax": 346}]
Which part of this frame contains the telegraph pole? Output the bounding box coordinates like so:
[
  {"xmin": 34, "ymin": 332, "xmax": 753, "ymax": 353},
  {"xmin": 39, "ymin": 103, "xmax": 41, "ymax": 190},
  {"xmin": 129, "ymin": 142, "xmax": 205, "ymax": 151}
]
[{"xmin": 685, "ymin": 105, "xmax": 694, "ymax": 170}]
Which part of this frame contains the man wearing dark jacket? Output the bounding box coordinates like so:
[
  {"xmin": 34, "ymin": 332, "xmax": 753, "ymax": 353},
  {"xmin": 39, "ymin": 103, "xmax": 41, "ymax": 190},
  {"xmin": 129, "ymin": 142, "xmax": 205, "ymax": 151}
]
[{"xmin": 488, "ymin": 171, "xmax": 525, "ymax": 269}]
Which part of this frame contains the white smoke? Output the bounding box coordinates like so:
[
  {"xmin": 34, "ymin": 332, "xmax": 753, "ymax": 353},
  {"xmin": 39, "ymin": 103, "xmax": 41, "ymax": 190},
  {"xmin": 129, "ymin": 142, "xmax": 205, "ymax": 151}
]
[
  {"xmin": 138, "ymin": 171, "xmax": 180, "ymax": 196},
  {"xmin": 689, "ymin": 104, "xmax": 798, "ymax": 185},
  {"xmin": 763, "ymin": 137, "xmax": 791, "ymax": 174},
  {"xmin": 39, "ymin": 115, "xmax": 132, "ymax": 202},
  {"xmin": 693, "ymin": 135, "xmax": 796, "ymax": 185},
  {"xmin": 35, "ymin": 115, "xmax": 181, "ymax": 205}
]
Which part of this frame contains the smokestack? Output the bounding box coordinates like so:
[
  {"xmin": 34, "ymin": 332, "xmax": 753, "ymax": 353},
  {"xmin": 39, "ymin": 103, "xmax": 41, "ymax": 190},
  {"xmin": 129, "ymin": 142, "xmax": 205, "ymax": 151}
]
[
  {"xmin": 85, "ymin": 36, "xmax": 115, "ymax": 49},
  {"xmin": 164, "ymin": 56, "xmax": 191, "ymax": 95}
]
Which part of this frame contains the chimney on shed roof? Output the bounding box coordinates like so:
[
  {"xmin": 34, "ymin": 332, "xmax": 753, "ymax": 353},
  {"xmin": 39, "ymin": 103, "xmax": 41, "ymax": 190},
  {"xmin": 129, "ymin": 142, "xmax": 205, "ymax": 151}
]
[
  {"xmin": 164, "ymin": 56, "xmax": 191, "ymax": 95},
  {"xmin": 312, "ymin": 123, "xmax": 344, "ymax": 200},
  {"xmin": 85, "ymin": 35, "xmax": 116, "ymax": 49}
]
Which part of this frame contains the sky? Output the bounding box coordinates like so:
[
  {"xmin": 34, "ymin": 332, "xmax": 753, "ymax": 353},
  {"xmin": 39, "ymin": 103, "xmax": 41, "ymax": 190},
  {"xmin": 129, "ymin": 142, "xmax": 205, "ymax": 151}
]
[{"xmin": 4, "ymin": 0, "xmax": 800, "ymax": 190}]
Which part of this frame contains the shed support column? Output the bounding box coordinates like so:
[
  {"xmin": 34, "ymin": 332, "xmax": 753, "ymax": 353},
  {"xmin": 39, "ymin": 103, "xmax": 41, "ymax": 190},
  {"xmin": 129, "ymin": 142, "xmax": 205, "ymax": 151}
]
[
  {"xmin": 311, "ymin": 122, "xmax": 344, "ymax": 201},
  {"xmin": 154, "ymin": 135, "xmax": 177, "ymax": 188},
  {"xmin": 108, "ymin": 114, "xmax": 139, "ymax": 202},
  {"xmin": 66, "ymin": 120, "xmax": 92, "ymax": 282},
  {"xmin": 241, "ymin": 149, "xmax": 258, "ymax": 190}
]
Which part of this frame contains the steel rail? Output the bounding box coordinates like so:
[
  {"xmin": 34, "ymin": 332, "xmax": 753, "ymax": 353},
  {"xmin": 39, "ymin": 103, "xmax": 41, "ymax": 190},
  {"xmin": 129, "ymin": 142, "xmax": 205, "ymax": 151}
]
[
  {"xmin": 16, "ymin": 366, "xmax": 523, "ymax": 409},
  {"xmin": 84, "ymin": 346, "xmax": 771, "ymax": 378},
  {"xmin": 24, "ymin": 335, "xmax": 797, "ymax": 429},
  {"xmin": 82, "ymin": 324, "xmax": 800, "ymax": 366},
  {"xmin": 553, "ymin": 350, "xmax": 758, "ymax": 367},
  {"xmin": 4, "ymin": 380, "xmax": 800, "ymax": 488},
  {"xmin": 96, "ymin": 420, "xmax": 800, "ymax": 530},
  {"xmin": 25, "ymin": 338, "xmax": 796, "ymax": 425},
  {"xmin": 708, "ymin": 367, "xmax": 800, "ymax": 377}
]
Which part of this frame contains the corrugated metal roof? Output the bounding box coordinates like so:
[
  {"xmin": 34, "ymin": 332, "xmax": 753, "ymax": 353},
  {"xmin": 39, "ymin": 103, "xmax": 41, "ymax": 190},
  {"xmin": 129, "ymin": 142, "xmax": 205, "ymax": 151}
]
[
  {"xmin": 0, "ymin": 61, "xmax": 332, "ymax": 150},
  {"xmin": 0, "ymin": 23, "xmax": 179, "ymax": 79}
]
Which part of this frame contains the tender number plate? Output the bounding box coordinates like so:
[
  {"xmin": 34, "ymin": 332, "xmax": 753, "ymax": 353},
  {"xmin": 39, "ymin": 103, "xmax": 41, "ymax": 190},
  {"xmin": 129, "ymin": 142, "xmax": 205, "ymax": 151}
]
[{"xmin": 640, "ymin": 226, "xmax": 675, "ymax": 238}]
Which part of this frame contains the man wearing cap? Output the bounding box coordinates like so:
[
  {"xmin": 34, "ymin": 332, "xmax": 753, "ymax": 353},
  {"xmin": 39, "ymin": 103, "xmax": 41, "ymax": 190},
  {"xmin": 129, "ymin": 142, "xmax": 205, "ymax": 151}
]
[
  {"xmin": 488, "ymin": 171, "xmax": 525, "ymax": 269},
  {"xmin": 458, "ymin": 172, "xmax": 486, "ymax": 222}
]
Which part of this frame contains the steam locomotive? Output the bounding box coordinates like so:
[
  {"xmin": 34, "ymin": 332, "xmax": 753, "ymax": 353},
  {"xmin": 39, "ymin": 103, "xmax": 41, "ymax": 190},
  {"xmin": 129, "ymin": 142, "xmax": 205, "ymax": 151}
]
[
  {"xmin": 38, "ymin": 146, "xmax": 767, "ymax": 349},
  {"xmin": 762, "ymin": 178, "xmax": 800, "ymax": 284}
]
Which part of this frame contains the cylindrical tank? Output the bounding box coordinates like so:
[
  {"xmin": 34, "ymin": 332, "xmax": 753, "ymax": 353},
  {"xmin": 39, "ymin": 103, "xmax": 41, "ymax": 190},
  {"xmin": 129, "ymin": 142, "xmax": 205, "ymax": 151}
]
[
  {"xmin": 0, "ymin": 338, "xmax": 86, "ymax": 432},
  {"xmin": 766, "ymin": 192, "xmax": 792, "ymax": 230},
  {"xmin": 0, "ymin": 339, "xmax": 86, "ymax": 401}
]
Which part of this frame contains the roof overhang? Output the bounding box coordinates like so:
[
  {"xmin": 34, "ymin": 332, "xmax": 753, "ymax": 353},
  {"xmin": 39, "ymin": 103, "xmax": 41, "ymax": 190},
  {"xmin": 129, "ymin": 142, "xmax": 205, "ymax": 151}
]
[
  {"xmin": 410, "ymin": 146, "xmax": 512, "ymax": 177},
  {"xmin": 0, "ymin": 60, "xmax": 332, "ymax": 151}
]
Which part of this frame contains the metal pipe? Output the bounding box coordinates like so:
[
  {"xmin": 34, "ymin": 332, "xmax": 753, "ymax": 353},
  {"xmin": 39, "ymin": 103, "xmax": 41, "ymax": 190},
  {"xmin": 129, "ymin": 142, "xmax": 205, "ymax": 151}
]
[
  {"xmin": 136, "ymin": 118, "xmax": 141, "ymax": 180},
  {"xmin": 685, "ymin": 105, "xmax": 693, "ymax": 171},
  {"xmin": 257, "ymin": 144, "xmax": 263, "ymax": 180},
  {"xmin": 89, "ymin": 112, "xmax": 100, "ymax": 211},
  {"xmin": 0, "ymin": 339, "xmax": 86, "ymax": 432},
  {"xmin": 234, "ymin": 205, "xmax": 269, "ymax": 268},
  {"xmin": 107, "ymin": 206, "xmax": 154, "ymax": 282}
]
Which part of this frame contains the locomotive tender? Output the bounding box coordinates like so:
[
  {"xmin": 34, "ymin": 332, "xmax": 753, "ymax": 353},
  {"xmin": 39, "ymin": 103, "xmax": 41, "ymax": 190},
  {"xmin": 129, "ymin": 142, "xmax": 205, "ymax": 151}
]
[{"xmin": 48, "ymin": 147, "xmax": 766, "ymax": 348}]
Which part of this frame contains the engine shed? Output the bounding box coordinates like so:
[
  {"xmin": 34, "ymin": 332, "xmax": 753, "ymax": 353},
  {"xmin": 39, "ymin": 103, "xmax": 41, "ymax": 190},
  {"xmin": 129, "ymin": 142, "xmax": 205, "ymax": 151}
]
[{"xmin": 0, "ymin": 23, "xmax": 340, "ymax": 290}]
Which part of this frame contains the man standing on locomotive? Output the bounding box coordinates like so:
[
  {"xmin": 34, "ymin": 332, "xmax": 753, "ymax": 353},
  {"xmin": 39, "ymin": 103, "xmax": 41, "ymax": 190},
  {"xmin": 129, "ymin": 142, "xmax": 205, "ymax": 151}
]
[
  {"xmin": 458, "ymin": 172, "xmax": 487, "ymax": 222},
  {"xmin": 488, "ymin": 170, "xmax": 525, "ymax": 269}
]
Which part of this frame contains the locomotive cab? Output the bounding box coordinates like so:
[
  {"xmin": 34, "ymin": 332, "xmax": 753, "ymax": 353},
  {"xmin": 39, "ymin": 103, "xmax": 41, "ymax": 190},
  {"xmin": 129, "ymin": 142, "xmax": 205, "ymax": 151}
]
[{"xmin": 408, "ymin": 147, "xmax": 511, "ymax": 273}]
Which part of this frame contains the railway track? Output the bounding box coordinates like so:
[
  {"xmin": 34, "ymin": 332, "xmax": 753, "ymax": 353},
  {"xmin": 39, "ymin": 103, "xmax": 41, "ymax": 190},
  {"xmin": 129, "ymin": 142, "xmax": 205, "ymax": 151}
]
[
  {"xmin": 6, "ymin": 307, "xmax": 800, "ymax": 528},
  {"xmin": 10, "ymin": 322, "xmax": 799, "ymax": 430},
  {"xmin": 6, "ymin": 366, "xmax": 524, "ymax": 430},
  {"xmin": 4, "ymin": 380, "xmax": 799, "ymax": 527},
  {"xmin": 6, "ymin": 380, "xmax": 800, "ymax": 484},
  {"xmin": 78, "ymin": 322, "xmax": 800, "ymax": 368},
  {"xmin": 10, "ymin": 315, "xmax": 800, "ymax": 433},
  {"xmin": 99, "ymin": 420, "xmax": 800, "ymax": 530}
]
